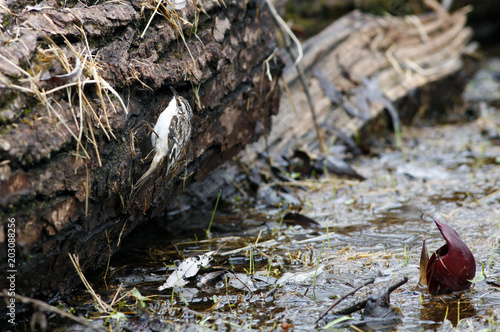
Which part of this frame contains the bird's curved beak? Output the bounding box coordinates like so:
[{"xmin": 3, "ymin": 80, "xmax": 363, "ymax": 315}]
[{"xmin": 170, "ymin": 86, "xmax": 179, "ymax": 101}]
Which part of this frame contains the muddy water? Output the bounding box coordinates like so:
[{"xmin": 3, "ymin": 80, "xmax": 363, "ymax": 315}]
[{"xmin": 270, "ymin": 120, "xmax": 500, "ymax": 331}]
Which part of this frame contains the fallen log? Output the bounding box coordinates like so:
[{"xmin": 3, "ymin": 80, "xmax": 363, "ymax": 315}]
[
  {"xmin": 169, "ymin": 3, "xmax": 477, "ymax": 214},
  {"xmin": 255, "ymin": 3, "xmax": 475, "ymax": 158},
  {"xmin": 0, "ymin": 0, "xmax": 282, "ymax": 296}
]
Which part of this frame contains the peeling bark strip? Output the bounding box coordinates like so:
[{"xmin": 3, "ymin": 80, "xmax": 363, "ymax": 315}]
[{"xmin": 0, "ymin": 0, "xmax": 282, "ymax": 295}]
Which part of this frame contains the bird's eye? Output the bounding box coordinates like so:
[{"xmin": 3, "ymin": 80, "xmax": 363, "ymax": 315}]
[{"xmin": 178, "ymin": 102, "xmax": 182, "ymax": 107}]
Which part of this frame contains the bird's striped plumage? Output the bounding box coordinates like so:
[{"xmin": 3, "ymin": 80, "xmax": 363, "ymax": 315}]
[{"xmin": 132, "ymin": 87, "xmax": 193, "ymax": 194}]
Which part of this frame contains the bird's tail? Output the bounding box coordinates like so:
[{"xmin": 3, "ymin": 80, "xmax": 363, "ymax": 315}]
[{"xmin": 130, "ymin": 153, "xmax": 164, "ymax": 199}]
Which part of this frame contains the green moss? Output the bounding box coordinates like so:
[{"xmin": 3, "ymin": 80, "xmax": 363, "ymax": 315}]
[
  {"xmin": 0, "ymin": 91, "xmax": 19, "ymax": 110},
  {"xmin": 3, "ymin": 13, "xmax": 11, "ymax": 27},
  {"xmin": 23, "ymin": 98, "xmax": 37, "ymax": 115},
  {"xmin": 2, "ymin": 197, "xmax": 44, "ymax": 220}
]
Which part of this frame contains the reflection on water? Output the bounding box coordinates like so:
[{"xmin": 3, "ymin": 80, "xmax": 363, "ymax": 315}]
[{"xmin": 421, "ymin": 293, "xmax": 477, "ymax": 326}]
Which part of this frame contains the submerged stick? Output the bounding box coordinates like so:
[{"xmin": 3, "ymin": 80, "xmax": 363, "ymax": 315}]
[
  {"xmin": 0, "ymin": 290, "xmax": 96, "ymax": 329},
  {"xmin": 334, "ymin": 277, "xmax": 408, "ymax": 316},
  {"xmin": 315, "ymin": 277, "xmax": 375, "ymax": 325}
]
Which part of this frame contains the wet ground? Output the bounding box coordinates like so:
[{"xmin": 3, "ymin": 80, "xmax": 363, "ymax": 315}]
[{"xmin": 65, "ymin": 58, "xmax": 500, "ymax": 331}]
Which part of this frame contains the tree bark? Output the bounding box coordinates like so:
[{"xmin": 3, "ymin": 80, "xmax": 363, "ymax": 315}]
[{"xmin": 0, "ymin": 0, "xmax": 282, "ymax": 296}]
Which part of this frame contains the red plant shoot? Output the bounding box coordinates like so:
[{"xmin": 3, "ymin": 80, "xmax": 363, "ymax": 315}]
[{"xmin": 423, "ymin": 219, "xmax": 476, "ymax": 294}]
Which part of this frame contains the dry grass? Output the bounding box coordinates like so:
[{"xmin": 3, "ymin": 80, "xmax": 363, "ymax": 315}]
[
  {"xmin": 69, "ymin": 253, "xmax": 156, "ymax": 327},
  {"xmin": 69, "ymin": 253, "xmax": 114, "ymax": 313},
  {"xmin": 140, "ymin": 0, "xmax": 207, "ymax": 79},
  {"xmin": 0, "ymin": 19, "xmax": 130, "ymax": 215},
  {"xmin": 1, "ymin": 37, "xmax": 128, "ymax": 164}
]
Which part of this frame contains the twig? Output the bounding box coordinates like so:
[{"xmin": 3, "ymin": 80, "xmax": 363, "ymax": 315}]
[
  {"xmin": 0, "ymin": 290, "xmax": 99, "ymax": 330},
  {"xmin": 264, "ymin": 0, "xmax": 302, "ymax": 66},
  {"xmin": 334, "ymin": 277, "xmax": 408, "ymax": 316},
  {"xmin": 220, "ymin": 239, "xmax": 278, "ymax": 256},
  {"xmin": 263, "ymin": 52, "xmax": 275, "ymax": 81},
  {"xmin": 315, "ymin": 277, "xmax": 375, "ymax": 325},
  {"xmin": 140, "ymin": 0, "xmax": 163, "ymax": 39},
  {"xmin": 280, "ymin": 75, "xmax": 297, "ymax": 116},
  {"xmin": 265, "ymin": 0, "xmax": 327, "ymax": 152},
  {"xmin": 296, "ymin": 64, "xmax": 327, "ymax": 152}
]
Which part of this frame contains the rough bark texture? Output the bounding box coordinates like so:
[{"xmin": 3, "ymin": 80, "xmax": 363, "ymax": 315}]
[{"xmin": 0, "ymin": 0, "xmax": 282, "ymax": 296}]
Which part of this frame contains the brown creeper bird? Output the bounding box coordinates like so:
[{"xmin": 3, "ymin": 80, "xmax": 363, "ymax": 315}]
[{"xmin": 132, "ymin": 86, "xmax": 193, "ymax": 194}]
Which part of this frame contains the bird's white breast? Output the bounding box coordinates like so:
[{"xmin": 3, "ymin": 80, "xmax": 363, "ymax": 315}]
[{"xmin": 152, "ymin": 97, "xmax": 178, "ymax": 153}]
